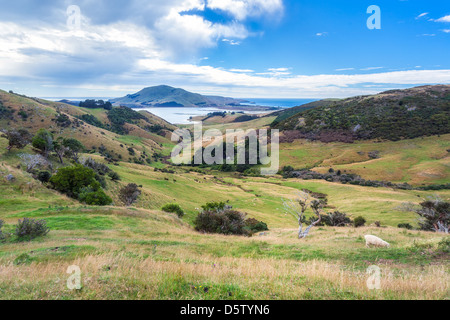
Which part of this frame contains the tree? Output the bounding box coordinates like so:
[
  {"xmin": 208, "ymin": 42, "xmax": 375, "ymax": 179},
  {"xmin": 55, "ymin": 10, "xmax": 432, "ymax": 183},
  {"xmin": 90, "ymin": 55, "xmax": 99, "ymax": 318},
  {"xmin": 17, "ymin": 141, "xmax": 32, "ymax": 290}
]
[
  {"xmin": 63, "ymin": 138, "xmax": 84, "ymax": 162},
  {"xmin": 1, "ymin": 129, "xmax": 32, "ymax": 151},
  {"xmin": 404, "ymin": 197, "xmax": 450, "ymax": 233},
  {"xmin": 283, "ymin": 192, "xmax": 322, "ymax": 239},
  {"xmin": 119, "ymin": 183, "xmax": 141, "ymax": 206},
  {"xmin": 32, "ymin": 129, "xmax": 54, "ymax": 158},
  {"xmin": 53, "ymin": 137, "xmax": 69, "ymax": 164}
]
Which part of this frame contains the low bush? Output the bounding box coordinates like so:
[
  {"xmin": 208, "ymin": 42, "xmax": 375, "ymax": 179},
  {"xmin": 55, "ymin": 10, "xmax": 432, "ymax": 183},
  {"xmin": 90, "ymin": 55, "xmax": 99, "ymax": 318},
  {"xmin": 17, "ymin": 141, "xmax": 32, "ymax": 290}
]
[
  {"xmin": 354, "ymin": 216, "xmax": 366, "ymax": 228},
  {"xmin": 438, "ymin": 238, "xmax": 450, "ymax": 253},
  {"xmin": 398, "ymin": 223, "xmax": 413, "ymax": 230},
  {"xmin": 245, "ymin": 218, "xmax": 269, "ymax": 233},
  {"xmin": 78, "ymin": 182, "xmax": 112, "ymax": 206},
  {"xmin": 36, "ymin": 170, "xmax": 52, "ymax": 183},
  {"xmin": 119, "ymin": 183, "xmax": 141, "ymax": 206},
  {"xmin": 194, "ymin": 202, "xmax": 268, "ymax": 236},
  {"xmin": 15, "ymin": 218, "xmax": 50, "ymax": 241},
  {"xmin": 195, "ymin": 209, "xmax": 249, "ymax": 236},
  {"xmin": 162, "ymin": 203, "xmax": 185, "ymax": 218}
]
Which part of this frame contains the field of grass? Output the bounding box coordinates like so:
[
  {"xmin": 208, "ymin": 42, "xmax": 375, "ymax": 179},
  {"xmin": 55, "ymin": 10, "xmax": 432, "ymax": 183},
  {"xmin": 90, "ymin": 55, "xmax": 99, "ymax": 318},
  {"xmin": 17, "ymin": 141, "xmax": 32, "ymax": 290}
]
[
  {"xmin": 1, "ymin": 140, "xmax": 449, "ymax": 300},
  {"xmin": 280, "ymin": 134, "xmax": 450, "ymax": 186}
]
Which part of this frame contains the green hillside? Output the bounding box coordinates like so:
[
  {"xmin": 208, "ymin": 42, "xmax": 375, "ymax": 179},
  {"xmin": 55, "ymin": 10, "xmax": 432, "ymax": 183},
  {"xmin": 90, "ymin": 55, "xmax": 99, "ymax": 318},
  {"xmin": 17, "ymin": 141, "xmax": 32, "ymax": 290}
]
[{"xmin": 273, "ymin": 85, "xmax": 450, "ymax": 142}]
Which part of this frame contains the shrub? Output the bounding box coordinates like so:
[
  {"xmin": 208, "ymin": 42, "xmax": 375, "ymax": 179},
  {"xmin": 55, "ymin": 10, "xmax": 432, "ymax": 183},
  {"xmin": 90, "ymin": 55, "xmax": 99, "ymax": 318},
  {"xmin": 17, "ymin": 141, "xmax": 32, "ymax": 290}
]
[
  {"xmin": 194, "ymin": 209, "xmax": 250, "ymax": 236},
  {"xmin": 325, "ymin": 211, "xmax": 352, "ymax": 227},
  {"xmin": 108, "ymin": 171, "xmax": 121, "ymax": 181},
  {"xmin": 15, "ymin": 218, "xmax": 50, "ymax": 241},
  {"xmin": 398, "ymin": 223, "xmax": 413, "ymax": 230},
  {"xmin": 119, "ymin": 183, "xmax": 141, "ymax": 206},
  {"xmin": 78, "ymin": 182, "xmax": 112, "ymax": 205},
  {"xmin": 354, "ymin": 216, "xmax": 366, "ymax": 228},
  {"xmin": 161, "ymin": 203, "xmax": 185, "ymax": 218},
  {"xmin": 201, "ymin": 201, "xmax": 229, "ymax": 212},
  {"xmin": 437, "ymin": 238, "xmax": 450, "ymax": 253},
  {"xmin": 14, "ymin": 253, "xmax": 34, "ymax": 265},
  {"xmin": 245, "ymin": 218, "xmax": 269, "ymax": 233},
  {"xmin": 36, "ymin": 170, "xmax": 52, "ymax": 183},
  {"xmin": 50, "ymin": 164, "xmax": 97, "ymax": 198}
]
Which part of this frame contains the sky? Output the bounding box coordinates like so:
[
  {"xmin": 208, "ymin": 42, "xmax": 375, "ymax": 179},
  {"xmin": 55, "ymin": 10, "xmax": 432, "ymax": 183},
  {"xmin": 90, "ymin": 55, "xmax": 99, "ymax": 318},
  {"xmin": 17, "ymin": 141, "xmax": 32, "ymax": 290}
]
[{"xmin": 0, "ymin": 0, "xmax": 449, "ymax": 99}]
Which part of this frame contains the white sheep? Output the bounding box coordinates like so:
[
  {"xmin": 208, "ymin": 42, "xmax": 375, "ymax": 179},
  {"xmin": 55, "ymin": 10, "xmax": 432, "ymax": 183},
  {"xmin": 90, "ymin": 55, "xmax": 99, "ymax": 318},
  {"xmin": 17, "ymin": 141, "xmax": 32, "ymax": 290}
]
[{"xmin": 364, "ymin": 235, "xmax": 390, "ymax": 248}]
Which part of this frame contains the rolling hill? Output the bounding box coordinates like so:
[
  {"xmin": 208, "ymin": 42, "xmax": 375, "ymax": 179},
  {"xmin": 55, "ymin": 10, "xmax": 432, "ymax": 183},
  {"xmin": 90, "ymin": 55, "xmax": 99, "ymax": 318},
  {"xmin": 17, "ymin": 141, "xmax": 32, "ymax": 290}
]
[
  {"xmin": 272, "ymin": 85, "xmax": 450, "ymax": 142},
  {"xmin": 110, "ymin": 85, "xmax": 246, "ymax": 108},
  {"xmin": 0, "ymin": 90, "xmax": 176, "ymax": 163}
]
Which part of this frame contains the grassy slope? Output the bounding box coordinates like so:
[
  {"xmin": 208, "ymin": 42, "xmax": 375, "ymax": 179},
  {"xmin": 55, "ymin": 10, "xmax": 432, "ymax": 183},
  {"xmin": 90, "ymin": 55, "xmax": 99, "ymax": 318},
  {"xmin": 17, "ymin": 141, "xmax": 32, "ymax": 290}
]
[
  {"xmin": 0, "ymin": 90, "xmax": 175, "ymax": 162},
  {"xmin": 1, "ymin": 137, "xmax": 449, "ymax": 299},
  {"xmin": 280, "ymin": 134, "xmax": 450, "ymax": 186}
]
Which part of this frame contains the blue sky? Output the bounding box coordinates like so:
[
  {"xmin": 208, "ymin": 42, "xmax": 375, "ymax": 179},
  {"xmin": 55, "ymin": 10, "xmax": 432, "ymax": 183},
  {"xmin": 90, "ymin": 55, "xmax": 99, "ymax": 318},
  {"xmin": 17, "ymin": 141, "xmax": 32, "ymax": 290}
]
[{"xmin": 0, "ymin": 0, "xmax": 449, "ymax": 98}]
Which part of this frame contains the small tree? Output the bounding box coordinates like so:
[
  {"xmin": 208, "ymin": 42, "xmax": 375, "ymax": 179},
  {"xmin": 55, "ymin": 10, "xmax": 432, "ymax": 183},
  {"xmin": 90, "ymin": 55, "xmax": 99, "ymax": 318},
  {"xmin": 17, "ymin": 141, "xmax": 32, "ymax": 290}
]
[
  {"xmin": 32, "ymin": 129, "xmax": 54, "ymax": 158},
  {"xmin": 119, "ymin": 183, "xmax": 141, "ymax": 206},
  {"xmin": 283, "ymin": 192, "xmax": 322, "ymax": 239},
  {"xmin": 1, "ymin": 129, "xmax": 32, "ymax": 151},
  {"xmin": 53, "ymin": 137, "xmax": 69, "ymax": 164},
  {"xmin": 63, "ymin": 138, "xmax": 84, "ymax": 162},
  {"xmin": 404, "ymin": 197, "xmax": 449, "ymax": 233}
]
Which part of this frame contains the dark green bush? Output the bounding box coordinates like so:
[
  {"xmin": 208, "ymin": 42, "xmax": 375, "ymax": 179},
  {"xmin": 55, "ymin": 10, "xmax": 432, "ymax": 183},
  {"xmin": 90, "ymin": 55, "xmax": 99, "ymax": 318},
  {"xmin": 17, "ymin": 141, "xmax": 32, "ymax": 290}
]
[
  {"xmin": 354, "ymin": 216, "xmax": 366, "ymax": 228},
  {"xmin": 49, "ymin": 164, "xmax": 111, "ymax": 205},
  {"xmin": 15, "ymin": 218, "xmax": 50, "ymax": 241},
  {"xmin": 325, "ymin": 211, "xmax": 352, "ymax": 227},
  {"xmin": 50, "ymin": 164, "xmax": 97, "ymax": 198},
  {"xmin": 398, "ymin": 223, "xmax": 413, "ymax": 230},
  {"xmin": 161, "ymin": 203, "xmax": 185, "ymax": 218},
  {"xmin": 78, "ymin": 182, "xmax": 112, "ymax": 205},
  {"xmin": 245, "ymin": 218, "xmax": 269, "ymax": 233},
  {"xmin": 438, "ymin": 238, "xmax": 450, "ymax": 253},
  {"xmin": 194, "ymin": 209, "xmax": 250, "ymax": 236},
  {"xmin": 108, "ymin": 171, "xmax": 121, "ymax": 181},
  {"xmin": 36, "ymin": 170, "xmax": 52, "ymax": 183},
  {"xmin": 201, "ymin": 201, "xmax": 229, "ymax": 212}
]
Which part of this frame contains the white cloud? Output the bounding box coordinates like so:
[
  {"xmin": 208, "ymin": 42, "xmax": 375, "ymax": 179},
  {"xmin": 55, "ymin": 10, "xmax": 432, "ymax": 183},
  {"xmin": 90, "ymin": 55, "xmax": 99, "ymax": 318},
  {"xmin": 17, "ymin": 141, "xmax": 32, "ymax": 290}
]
[
  {"xmin": 316, "ymin": 32, "xmax": 328, "ymax": 36},
  {"xmin": 206, "ymin": 0, "xmax": 283, "ymax": 21},
  {"xmin": 0, "ymin": 1, "xmax": 449, "ymax": 99},
  {"xmin": 443, "ymin": 29, "xmax": 450, "ymax": 33},
  {"xmin": 360, "ymin": 67, "xmax": 384, "ymax": 71},
  {"xmin": 415, "ymin": 12, "xmax": 429, "ymax": 19},
  {"xmin": 222, "ymin": 39, "xmax": 242, "ymax": 45},
  {"xmin": 229, "ymin": 68, "xmax": 254, "ymax": 73},
  {"xmin": 436, "ymin": 15, "xmax": 450, "ymax": 23},
  {"xmin": 335, "ymin": 68, "xmax": 355, "ymax": 71}
]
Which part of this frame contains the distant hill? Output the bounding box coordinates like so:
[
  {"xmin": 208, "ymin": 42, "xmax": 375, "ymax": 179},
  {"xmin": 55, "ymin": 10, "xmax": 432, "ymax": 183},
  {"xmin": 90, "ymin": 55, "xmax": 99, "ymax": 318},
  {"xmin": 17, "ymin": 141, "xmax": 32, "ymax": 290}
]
[
  {"xmin": 110, "ymin": 85, "xmax": 246, "ymax": 108},
  {"xmin": 272, "ymin": 85, "xmax": 450, "ymax": 142}
]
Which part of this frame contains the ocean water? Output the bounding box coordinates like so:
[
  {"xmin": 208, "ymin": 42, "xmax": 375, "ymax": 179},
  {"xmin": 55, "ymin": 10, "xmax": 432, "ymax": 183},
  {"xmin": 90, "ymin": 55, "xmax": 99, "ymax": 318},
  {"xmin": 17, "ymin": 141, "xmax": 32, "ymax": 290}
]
[
  {"xmin": 43, "ymin": 97, "xmax": 317, "ymax": 125},
  {"xmin": 136, "ymin": 106, "xmax": 269, "ymax": 125},
  {"xmin": 241, "ymin": 98, "xmax": 317, "ymax": 108}
]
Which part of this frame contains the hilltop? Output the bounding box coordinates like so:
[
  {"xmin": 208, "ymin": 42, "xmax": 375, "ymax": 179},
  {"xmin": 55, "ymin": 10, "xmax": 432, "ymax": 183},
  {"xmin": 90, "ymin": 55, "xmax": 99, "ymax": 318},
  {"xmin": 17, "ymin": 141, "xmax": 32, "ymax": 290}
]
[
  {"xmin": 272, "ymin": 85, "xmax": 450, "ymax": 142},
  {"xmin": 110, "ymin": 85, "xmax": 247, "ymax": 108}
]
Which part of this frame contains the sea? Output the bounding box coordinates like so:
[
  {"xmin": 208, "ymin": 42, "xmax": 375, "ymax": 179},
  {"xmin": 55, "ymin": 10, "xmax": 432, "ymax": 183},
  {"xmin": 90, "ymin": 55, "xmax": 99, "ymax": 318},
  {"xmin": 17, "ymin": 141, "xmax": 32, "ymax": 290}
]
[{"xmin": 43, "ymin": 97, "xmax": 317, "ymax": 125}]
